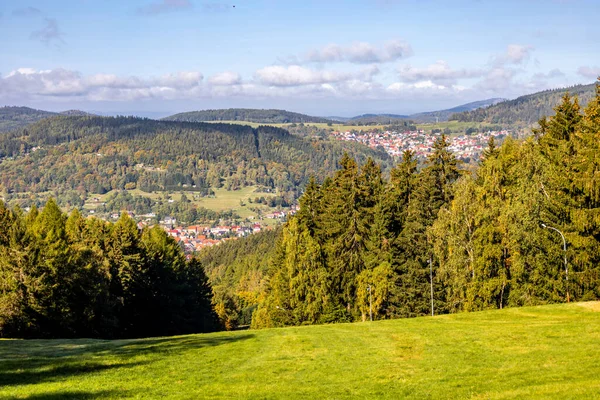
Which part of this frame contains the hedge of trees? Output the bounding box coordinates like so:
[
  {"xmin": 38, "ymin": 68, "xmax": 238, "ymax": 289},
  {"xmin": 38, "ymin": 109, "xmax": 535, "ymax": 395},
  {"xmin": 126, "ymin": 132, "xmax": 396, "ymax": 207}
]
[{"xmin": 0, "ymin": 200, "xmax": 219, "ymax": 338}]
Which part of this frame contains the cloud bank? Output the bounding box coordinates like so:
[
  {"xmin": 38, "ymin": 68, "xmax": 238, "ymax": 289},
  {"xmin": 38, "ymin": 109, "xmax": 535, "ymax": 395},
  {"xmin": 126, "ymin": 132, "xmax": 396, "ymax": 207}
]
[
  {"xmin": 0, "ymin": 42, "xmax": 585, "ymax": 107},
  {"xmin": 304, "ymin": 40, "xmax": 413, "ymax": 64}
]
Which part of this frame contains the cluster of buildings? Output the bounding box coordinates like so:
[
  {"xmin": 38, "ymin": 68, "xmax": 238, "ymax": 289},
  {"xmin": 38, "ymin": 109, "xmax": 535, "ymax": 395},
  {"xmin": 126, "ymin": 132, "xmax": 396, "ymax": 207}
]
[
  {"xmin": 331, "ymin": 129, "xmax": 509, "ymax": 160},
  {"xmin": 154, "ymin": 223, "xmax": 265, "ymax": 254},
  {"xmin": 132, "ymin": 205, "xmax": 298, "ymax": 254}
]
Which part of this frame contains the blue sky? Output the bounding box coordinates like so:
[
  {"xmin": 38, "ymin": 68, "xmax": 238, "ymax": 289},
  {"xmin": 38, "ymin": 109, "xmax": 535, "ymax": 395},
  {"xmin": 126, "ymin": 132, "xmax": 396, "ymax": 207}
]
[{"xmin": 0, "ymin": 0, "xmax": 598, "ymax": 117}]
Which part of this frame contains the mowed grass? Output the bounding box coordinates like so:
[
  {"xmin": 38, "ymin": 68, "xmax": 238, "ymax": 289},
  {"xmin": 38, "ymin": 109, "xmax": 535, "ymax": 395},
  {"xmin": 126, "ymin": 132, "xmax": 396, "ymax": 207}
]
[{"xmin": 2, "ymin": 302, "xmax": 599, "ymax": 399}]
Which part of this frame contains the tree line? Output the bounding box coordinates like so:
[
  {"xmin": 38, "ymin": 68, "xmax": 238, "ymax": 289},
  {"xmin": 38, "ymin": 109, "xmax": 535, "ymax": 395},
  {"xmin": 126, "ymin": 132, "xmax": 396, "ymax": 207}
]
[
  {"xmin": 0, "ymin": 200, "xmax": 219, "ymax": 338},
  {"xmin": 248, "ymin": 85, "xmax": 600, "ymax": 328}
]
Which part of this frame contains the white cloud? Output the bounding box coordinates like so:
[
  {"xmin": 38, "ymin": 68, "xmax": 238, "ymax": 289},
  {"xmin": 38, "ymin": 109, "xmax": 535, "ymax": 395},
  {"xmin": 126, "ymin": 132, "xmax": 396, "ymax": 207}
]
[
  {"xmin": 398, "ymin": 61, "xmax": 484, "ymax": 85},
  {"xmin": 0, "ymin": 68, "xmax": 204, "ymax": 101},
  {"xmin": 387, "ymin": 81, "xmax": 452, "ymax": 93},
  {"xmin": 578, "ymin": 66, "xmax": 600, "ymax": 80},
  {"xmin": 254, "ymin": 65, "xmax": 351, "ymax": 87},
  {"xmin": 305, "ymin": 39, "xmax": 412, "ymax": 64},
  {"xmin": 154, "ymin": 71, "xmax": 204, "ymax": 88},
  {"xmin": 475, "ymin": 68, "xmax": 518, "ymax": 92},
  {"xmin": 208, "ymin": 71, "xmax": 242, "ymax": 86},
  {"xmin": 359, "ymin": 65, "xmax": 380, "ymax": 82},
  {"xmin": 493, "ymin": 44, "xmax": 534, "ymax": 66}
]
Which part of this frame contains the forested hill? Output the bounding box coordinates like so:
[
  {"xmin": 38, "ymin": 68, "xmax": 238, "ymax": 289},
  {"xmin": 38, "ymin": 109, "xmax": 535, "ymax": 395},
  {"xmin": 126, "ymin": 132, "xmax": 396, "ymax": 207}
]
[
  {"xmin": 163, "ymin": 108, "xmax": 335, "ymax": 124},
  {"xmin": 0, "ymin": 115, "xmax": 391, "ymax": 206},
  {"xmin": 409, "ymin": 98, "xmax": 504, "ymax": 123},
  {"xmin": 0, "ymin": 106, "xmax": 57, "ymax": 132},
  {"xmin": 450, "ymin": 83, "xmax": 596, "ymax": 125},
  {"xmin": 0, "ymin": 106, "xmax": 95, "ymax": 132}
]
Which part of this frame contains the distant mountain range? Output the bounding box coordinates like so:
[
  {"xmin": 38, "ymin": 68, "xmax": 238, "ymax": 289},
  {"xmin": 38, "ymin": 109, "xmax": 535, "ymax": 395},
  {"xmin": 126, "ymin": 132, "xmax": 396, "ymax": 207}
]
[
  {"xmin": 162, "ymin": 100, "xmax": 505, "ymax": 126},
  {"xmin": 450, "ymin": 83, "xmax": 597, "ymax": 126},
  {"xmin": 0, "ymin": 106, "xmax": 94, "ymax": 132},
  {"xmin": 2, "ymin": 82, "xmax": 597, "ymax": 133},
  {"xmin": 409, "ymin": 98, "xmax": 505, "ymax": 123},
  {"xmin": 327, "ymin": 98, "xmax": 504, "ymax": 124}
]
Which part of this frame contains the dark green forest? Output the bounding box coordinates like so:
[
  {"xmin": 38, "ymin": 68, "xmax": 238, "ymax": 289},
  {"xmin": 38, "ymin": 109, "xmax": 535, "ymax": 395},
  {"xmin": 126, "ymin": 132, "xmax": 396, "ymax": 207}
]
[
  {"xmin": 0, "ymin": 200, "xmax": 218, "ymax": 338},
  {"xmin": 199, "ymin": 84, "xmax": 600, "ymax": 329},
  {"xmin": 163, "ymin": 108, "xmax": 335, "ymax": 124},
  {"xmin": 0, "ymin": 106, "xmax": 57, "ymax": 132},
  {"xmin": 0, "ymin": 106, "xmax": 93, "ymax": 132},
  {"xmin": 198, "ymin": 228, "xmax": 281, "ymax": 329},
  {"xmin": 450, "ymin": 83, "xmax": 596, "ymax": 126},
  {"xmin": 0, "ymin": 116, "xmax": 391, "ymax": 214}
]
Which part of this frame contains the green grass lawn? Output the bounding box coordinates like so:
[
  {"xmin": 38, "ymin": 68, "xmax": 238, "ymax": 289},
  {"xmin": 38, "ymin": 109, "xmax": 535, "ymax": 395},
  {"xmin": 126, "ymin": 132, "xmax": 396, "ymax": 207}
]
[{"xmin": 2, "ymin": 302, "xmax": 599, "ymax": 399}]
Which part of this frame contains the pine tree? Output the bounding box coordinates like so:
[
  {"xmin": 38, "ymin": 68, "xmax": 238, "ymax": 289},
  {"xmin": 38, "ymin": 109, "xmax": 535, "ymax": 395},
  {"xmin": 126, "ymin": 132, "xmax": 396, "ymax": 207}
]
[
  {"xmin": 296, "ymin": 176, "xmax": 323, "ymax": 238},
  {"xmin": 395, "ymin": 136, "xmax": 460, "ymax": 317},
  {"xmin": 322, "ymin": 153, "xmax": 364, "ymax": 315}
]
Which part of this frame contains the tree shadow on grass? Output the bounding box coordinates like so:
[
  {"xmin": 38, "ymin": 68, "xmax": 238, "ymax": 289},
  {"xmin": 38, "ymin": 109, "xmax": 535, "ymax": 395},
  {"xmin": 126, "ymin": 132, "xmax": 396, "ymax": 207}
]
[
  {"xmin": 5, "ymin": 389, "xmax": 127, "ymax": 399},
  {"xmin": 0, "ymin": 333, "xmax": 254, "ymax": 388},
  {"xmin": 0, "ymin": 358, "xmax": 145, "ymax": 388}
]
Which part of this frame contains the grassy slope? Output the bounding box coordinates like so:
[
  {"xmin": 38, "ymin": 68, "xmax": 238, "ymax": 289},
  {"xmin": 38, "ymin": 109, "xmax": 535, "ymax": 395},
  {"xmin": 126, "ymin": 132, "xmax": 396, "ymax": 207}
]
[
  {"xmin": 205, "ymin": 120, "xmax": 500, "ymax": 134},
  {"xmin": 1, "ymin": 302, "xmax": 599, "ymax": 399},
  {"xmin": 204, "ymin": 120, "xmax": 389, "ymax": 131},
  {"xmin": 83, "ymin": 186, "xmax": 281, "ymax": 223}
]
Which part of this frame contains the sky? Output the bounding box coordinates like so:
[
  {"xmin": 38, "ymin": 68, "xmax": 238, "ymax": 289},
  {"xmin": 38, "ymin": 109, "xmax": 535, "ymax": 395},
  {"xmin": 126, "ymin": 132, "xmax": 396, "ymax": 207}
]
[{"xmin": 0, "ymin": 0, "xmax": 599, "ymax": 117}]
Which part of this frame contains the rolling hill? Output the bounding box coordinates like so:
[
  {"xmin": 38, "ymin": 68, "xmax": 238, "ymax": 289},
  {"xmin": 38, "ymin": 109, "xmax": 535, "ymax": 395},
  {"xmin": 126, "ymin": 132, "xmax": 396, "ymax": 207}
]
[
  {"xmin": 0, "ymin": 115, "xmax": 391, "ymax": 207},
  {"xmin": 1, "ymin": 302, "xmax": 598, "ymax": 399},
  {"xmin": 0, "ymin": 106, "xmax": 94, "ymax": 132},
  {"xmin": 163, "ymin": 108, "xmax": 336, "ymax": 124},
  {"xmin": 409, "ymin": 98, "xmax": 505, "ymax": 122},
  {"xmin": 350, "ymin": 113, "xmax": 410, "ymax": 120},
  {"xmin": 0, "ymin": 106, "xmax": 57, "ymax": 132},
  {"xmin": 328, "ymin": 99, "xmax": 503, "ymax": 125},
  {"xmin": 451, "ymin": 83, "xmax": 597, "ymax": 125}
]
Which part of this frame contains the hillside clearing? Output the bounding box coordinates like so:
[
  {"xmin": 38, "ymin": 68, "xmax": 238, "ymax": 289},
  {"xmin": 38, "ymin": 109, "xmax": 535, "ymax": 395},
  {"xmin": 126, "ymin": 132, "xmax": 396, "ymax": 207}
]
[{"xmin": 1, "ymin": 302, "xmax": 599, "ymax": 399}]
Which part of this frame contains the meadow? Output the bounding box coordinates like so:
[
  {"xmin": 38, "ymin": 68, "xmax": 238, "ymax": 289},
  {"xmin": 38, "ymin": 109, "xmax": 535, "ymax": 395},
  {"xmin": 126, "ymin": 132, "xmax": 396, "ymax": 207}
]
[
  {"xmin": 1, "ymin": 302, "xmax": 599, "ymax": 399},
  {"xmin": 82, "ymin": 186, "xmax": 282, "ymax": 223},
  {"xmin": 201, "ymin": 120, "xmax": 504, "ymax": 139},
  {"xmin": 204, "ymin": 120, "xmax": 389, "ymax": 132}
]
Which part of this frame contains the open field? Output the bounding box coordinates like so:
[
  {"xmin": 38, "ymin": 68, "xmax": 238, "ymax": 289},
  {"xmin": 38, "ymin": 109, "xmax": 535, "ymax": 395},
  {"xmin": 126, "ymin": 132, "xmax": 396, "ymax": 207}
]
[
  {"xmin": 415, "ymin": 120, "xmax": 500, "ymax": 133},
  {"xmin": 1, "ymin": 302, "xmax": 599, "ymax": 399},
  {"xmin": 82, "ymin": 186, "xmax": 282, "ymax": 223},
  {"xmin": 205, "ymin": 120, "xmax": 388, "ymax": 132},
  {"xmin": 204, "ymin": 119, "xmax": 503, "ymax": 135}
]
